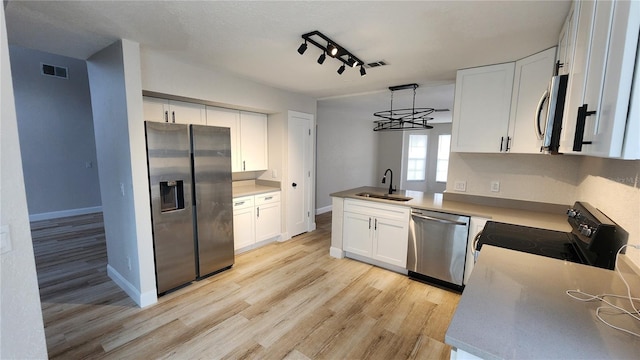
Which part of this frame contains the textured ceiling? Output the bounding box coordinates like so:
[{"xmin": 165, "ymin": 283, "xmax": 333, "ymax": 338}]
[{"xmin": 5, "ymin": 1, "xmax": 571, "ymax": 99}]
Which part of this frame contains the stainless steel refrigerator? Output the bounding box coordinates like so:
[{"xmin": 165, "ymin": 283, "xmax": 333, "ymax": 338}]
[{"xmin": 145, "ymin": 121, "xmax": 234, "ymax": 295}]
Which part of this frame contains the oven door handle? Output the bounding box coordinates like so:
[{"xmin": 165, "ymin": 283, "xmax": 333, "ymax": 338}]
[{"xmin": 411, "ymin": 213, "xmax": 467, "ymax": 226}]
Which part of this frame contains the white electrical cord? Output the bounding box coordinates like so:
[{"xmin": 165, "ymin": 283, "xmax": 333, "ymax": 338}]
[{"xmin": 566, "ymin": 244, "xmax": 640, "ymax": 338}]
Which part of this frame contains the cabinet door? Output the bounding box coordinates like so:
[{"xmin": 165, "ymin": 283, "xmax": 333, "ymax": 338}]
[
  {"xmin": 343, "ymin": 212, "xmax": 373, "ymax": 257},
  {"xmin": 233, "ymin": 206, "xmax": 255, "ymax": 250},
  {"xmin": 557, "ymin": 3, "xmax": 578, "ymax": 76},
  {"xmin": 255, "ymin": 201, "xmax": 281, "ymax": 242},
  {"xmin": 143, "ymin": 97, "xmax": 169, "ymax": 123},
  {"xmin": 451, "ymin": 63, "xmax": 515, "ymax": 153},
  {"xmin": 372, "ymin": 216, "xmax": 409, "ymax": 268},
  {"xmin": 207, "ymin": 107, "xmax": 241, "ymax": 172},
  {"xmin": 508, "ymin": 47, "xmax": 557, "ymax": 154},
  {"xmin": 168, "ymin": 100, "xmax": 206, "ymax": 125},
  {"xmin": 239, "ymin": 112, "xmax": 268, "ymax": 171}
]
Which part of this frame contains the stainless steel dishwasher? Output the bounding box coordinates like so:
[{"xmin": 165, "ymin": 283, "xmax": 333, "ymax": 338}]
[{"xmin": 407, "ymin": 208, "xmax": 470, "ymax": 291}]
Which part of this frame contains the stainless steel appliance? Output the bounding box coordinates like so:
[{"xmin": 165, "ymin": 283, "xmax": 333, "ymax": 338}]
[
  {"xmin": 475, "ymin": 201, "xmax": 627, "ymax": 270},
  {"xmin": 145, "ymin": 122, "xmax": 234, "ymax": 294},
  {"xmin": 408, "ymin": 208, "xmax": 470, "ymax": 291},
  {"xmin": 535, "ymin": 71, "xmax": 568, "ymax": 153}
]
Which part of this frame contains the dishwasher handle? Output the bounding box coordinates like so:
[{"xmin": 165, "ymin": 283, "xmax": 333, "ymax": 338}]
[{"xmin": 411, "ymin": 213, "xmax": 467, "ymax": 226}]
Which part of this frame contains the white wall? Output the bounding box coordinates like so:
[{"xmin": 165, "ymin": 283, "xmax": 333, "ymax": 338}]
[
  {"xmin": 446, "ymin": 153, "xmax": 582, "ymax": 205},
  {"xmin": 316, "ymin": 98, "xmax": 378, "ymax": 209},
  {"xmin": 575, "ymin": 158, "xmax": 640, "ymax": 268},
  {"xmin": 0, "ymin": 5, "xmax": 48, "ymax": 358},
  {"xmin": 9, "ymin": 45, "xmax": 102, "ymax": 219},
  {"xmin": 87, "ymin": 40, "xmax": 156, "ymax": 307}
]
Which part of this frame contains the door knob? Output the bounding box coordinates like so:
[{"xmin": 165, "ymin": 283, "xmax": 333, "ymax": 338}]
[{"xmin": 292, "ymin": 182, "xmax": 297, "ymax": 188}]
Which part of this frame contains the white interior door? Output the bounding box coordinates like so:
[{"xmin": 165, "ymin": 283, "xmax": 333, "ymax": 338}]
[{"xmin": 287, "ymin": 111, "xmax": 313, "ymax": 237}]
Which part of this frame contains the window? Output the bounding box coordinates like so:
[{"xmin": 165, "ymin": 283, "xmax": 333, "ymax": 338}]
[
  {"xmin": 407, "ymin": 134, "xmax": 427, "ymax": 181},
  {"xmin": 436, "ymin": 134, "xmax": 451, "ymax": 182}
]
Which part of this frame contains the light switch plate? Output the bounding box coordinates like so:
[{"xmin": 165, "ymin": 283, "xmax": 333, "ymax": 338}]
[
  {"xmin": 491, "ymin": 181, "xmax": 500, "ymax": 192},
  {"xmin": 1, "ymin": 225, "xmax": 12, "ymax": 254},
  {"xmin": 454, "ymin": 181, "xmax": 467, "ymax": 192}
]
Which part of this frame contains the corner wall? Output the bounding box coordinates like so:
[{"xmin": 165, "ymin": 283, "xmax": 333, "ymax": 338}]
[
  {"xmin": 0, "ymin": 5, "xmax": 48, "ymax": 358},
  {"xmin": 9, "ymin": 45, "xmax": 101, "ymax": 219},
  {"xmin": 87, "ymin": 40, "xmax": 156, "ymax": 307}
]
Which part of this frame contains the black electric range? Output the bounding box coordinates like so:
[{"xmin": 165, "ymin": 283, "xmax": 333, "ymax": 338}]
[{"xmin": 475, "ymin": 201, "xmax": 627, "ymax": 270}]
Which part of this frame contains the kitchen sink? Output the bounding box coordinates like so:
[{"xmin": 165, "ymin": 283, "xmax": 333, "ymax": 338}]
[{"xmin": 355, "ymin": 192, "xmax": 413, "ymax": 202}]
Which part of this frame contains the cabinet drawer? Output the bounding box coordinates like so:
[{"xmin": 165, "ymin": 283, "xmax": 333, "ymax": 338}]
[
  {"xmin": 344, "ymin": 199, "xmax": 410, "ymax": 221},
  {"xmin": 233, "ymin": 196, "xmax": 254, "ymax": 210},
  {"xmin": 255, "ymin": 191, "xmax": 280, "ymax": 205}
]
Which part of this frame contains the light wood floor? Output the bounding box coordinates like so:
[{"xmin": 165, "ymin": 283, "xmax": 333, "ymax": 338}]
[{"xmin": 31, "ymin": 212, "xmax": 460, "ymax": 359}]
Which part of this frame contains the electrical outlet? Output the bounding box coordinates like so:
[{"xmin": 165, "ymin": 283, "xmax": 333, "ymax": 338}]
[
  {"xmin": 272, "ymin": 169, "xmax": 278, "ymax": 178},
  {"xmin": 491, "ymin": 181, "xmax": 500, "ymax": 192},
  {"xmin": 454, "ymin": 181, "xmax": 467, "ymax": 192},
  {"xmin": 120, "ymin": 183, "xmax": 125, "ymax": 197}
]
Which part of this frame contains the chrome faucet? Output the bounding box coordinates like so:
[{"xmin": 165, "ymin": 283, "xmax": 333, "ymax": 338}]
[{"xmin": 381, "ymin": 168, "xmax": 396, "ymax": 194}]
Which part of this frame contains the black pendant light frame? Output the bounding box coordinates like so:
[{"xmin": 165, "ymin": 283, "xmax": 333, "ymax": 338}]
[{"xmin": 373, "ymin": 84, "xmax": 450, "ymax": 131}]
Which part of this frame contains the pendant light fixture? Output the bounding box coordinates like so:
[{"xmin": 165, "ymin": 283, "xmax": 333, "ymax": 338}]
[
  {"xmin": 373, "ymin": 84, "xmax": 449, "ymax": 131},
  {"xmin": 297, "ymin": 30, "xmax": 367, "ymax": 77}
]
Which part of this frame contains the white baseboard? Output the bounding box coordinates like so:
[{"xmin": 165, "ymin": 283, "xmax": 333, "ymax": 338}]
[
  {"xmin": 316, "ymin": 205, "xmax": 332, "ymax": 215},
  {"xmin": 29, "ymin": 206, "xmax": 102, "ymax": 222},
  {"xmin": 330, "ymin": 246, "xmax": 344, "ymax": 259},
  {"xmin": 107, "ymin": 264, "xmax": 157, "ymax": 308},
  {"xmin": 344, "ymin": 252, "xmax": 409, "ymax": 275}
]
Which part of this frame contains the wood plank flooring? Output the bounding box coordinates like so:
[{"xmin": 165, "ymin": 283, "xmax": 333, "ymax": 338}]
[{"xmin": 31, "ymin": 212, "xmax": 460, "ymax": 359}]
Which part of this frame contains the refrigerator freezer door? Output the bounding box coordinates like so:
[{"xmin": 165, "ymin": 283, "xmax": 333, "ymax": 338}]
[
  {"xmin": 191, "ymin": 125, "xmax": 235, "ymax": 277},
  {"xmin": 145, "ymin": 121, "xmax": 196, "ymax": 294}
]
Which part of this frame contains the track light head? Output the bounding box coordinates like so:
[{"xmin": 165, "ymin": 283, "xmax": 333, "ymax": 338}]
[
  {"xmin": 317, "ymin": 52, "xmax": 326, "ymax": 64},
  {"xmin": 360, "ymin": 65, "xmax": 367, "ymax": 77},
  {"xmin": 347, "ymin": 58, "xmax": 358, "ymax": 68},
  {"xmin": 297, "ymin": 42, "xmax": 307, "ymax": 55},
  {"xmin": 337, "ymin": 64, "xmax": 346, "ymax": 75},
  {"xmin": 327, "ymin": 43, "xmax": 339, "ymax": 57}
]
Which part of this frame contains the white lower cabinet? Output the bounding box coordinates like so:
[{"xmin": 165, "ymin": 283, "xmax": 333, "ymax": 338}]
[
  {"xmin": 463, "ymin": 217, "xmax": 488, "ymax": 285},
  {"xmin": 343, "ymin": 199, "xmax": 410, "ymax": 270},
  {"xmin": 233, "ymin": 191, "xmax": 281, "ymax": 253},
  {"xmin": 232, "ymin": 196, "xmax": 255, "ymax": 250},
  {"xmin": 255, "ymin": 192, "xmax": 281, "ymax": 242}
]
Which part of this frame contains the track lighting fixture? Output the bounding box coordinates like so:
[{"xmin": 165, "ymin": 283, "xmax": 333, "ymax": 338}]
[
  {"xmin": 297, "ymin": 30, "xmax": 367, "ymax": 77},
  {"xmin": 317, "ymin": 52, "xmax": 326, "ymax": 64},
  {"xmin": 297, "ymin": 42, "xmax": 307, "ymax": 55}
]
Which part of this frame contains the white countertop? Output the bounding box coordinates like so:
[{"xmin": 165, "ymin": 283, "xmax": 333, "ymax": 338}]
[
  {"xmin": 233, "ymin": 184, "xmax": 280, "ymax": 198},
  {"xmin": 445, "ymin": 246, "xmax": 640, "ymax": 359},
  {"xmin": 330, "ymin": 186, "xmax": 570, "ymax": 231}
]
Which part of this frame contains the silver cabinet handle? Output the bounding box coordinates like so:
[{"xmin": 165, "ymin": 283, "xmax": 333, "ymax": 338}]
[
  {"xmin": 374, "ymin": 218, "xmax": 377, "ymax": 230},
  {"xmin": 265, "ymin": 196, "xmax": 273, "ymax": 200},
  {"xmin": 368, "ymin": 217, "xmax": 371, "ymax": 229},
  {"xmin": 172, "ymin": 111, "xmax": 176, "ymax": 123},
  {"xmin": 257, "ymin": 207, "xmax": 260, "ymax": 218},
  {"xmin": 234, "ymin": 201, "xmax": 245, "ymax": 206},
  {"xmin": 411, "ymin": 213, "xmax": 466, "ymax": 226},
  {"xmin": 164, "ymin": 110, "xmax": 169, "ymax": 123},
  {"xmin": 243, "ymin": 160, "xmax": 246, "ymax": 171}
]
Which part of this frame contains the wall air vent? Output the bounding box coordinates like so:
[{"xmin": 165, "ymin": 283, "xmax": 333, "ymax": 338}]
[
  {"xmin": 365, "ymin": 60, "xmax": 387, "ymax": 68},
  {"xmin": 41, "ymin": 63, "xmax": 68, "ymax": 79}
]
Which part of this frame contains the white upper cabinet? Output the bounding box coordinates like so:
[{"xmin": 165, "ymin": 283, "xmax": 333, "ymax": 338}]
[
  {"xmin": 559, "ymin": 0, "xmax": 639, "ymax": 159},
  {"xmin": 451, "ymin": 62, "xmax": 515, "ymax": 153},
  {"xmin": 206, "ymin": 107, "xmax": 268, "ymax": 172},
  {"xmin": 206, "ymin": 107, "xmax": 241, "ymax": 172},
  {"xmin": 556, "ymin": 2, "xmax": 578, "ymax": 76},
  {"xmin": 239, "ymin": 111, "xmax": 268, "ymax": 172},
  {"xmin": 142, "ymin": 96, "xmax": 205, "ymax": 125},
  {"xmin": 508, "ymin": 47, "xmax": 557, "ymax": 154}
]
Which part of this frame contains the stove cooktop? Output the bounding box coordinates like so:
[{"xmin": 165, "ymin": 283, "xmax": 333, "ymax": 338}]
[{"xmin": 476, "ymin": 221, "xmax": 584, "ymax": 264}]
